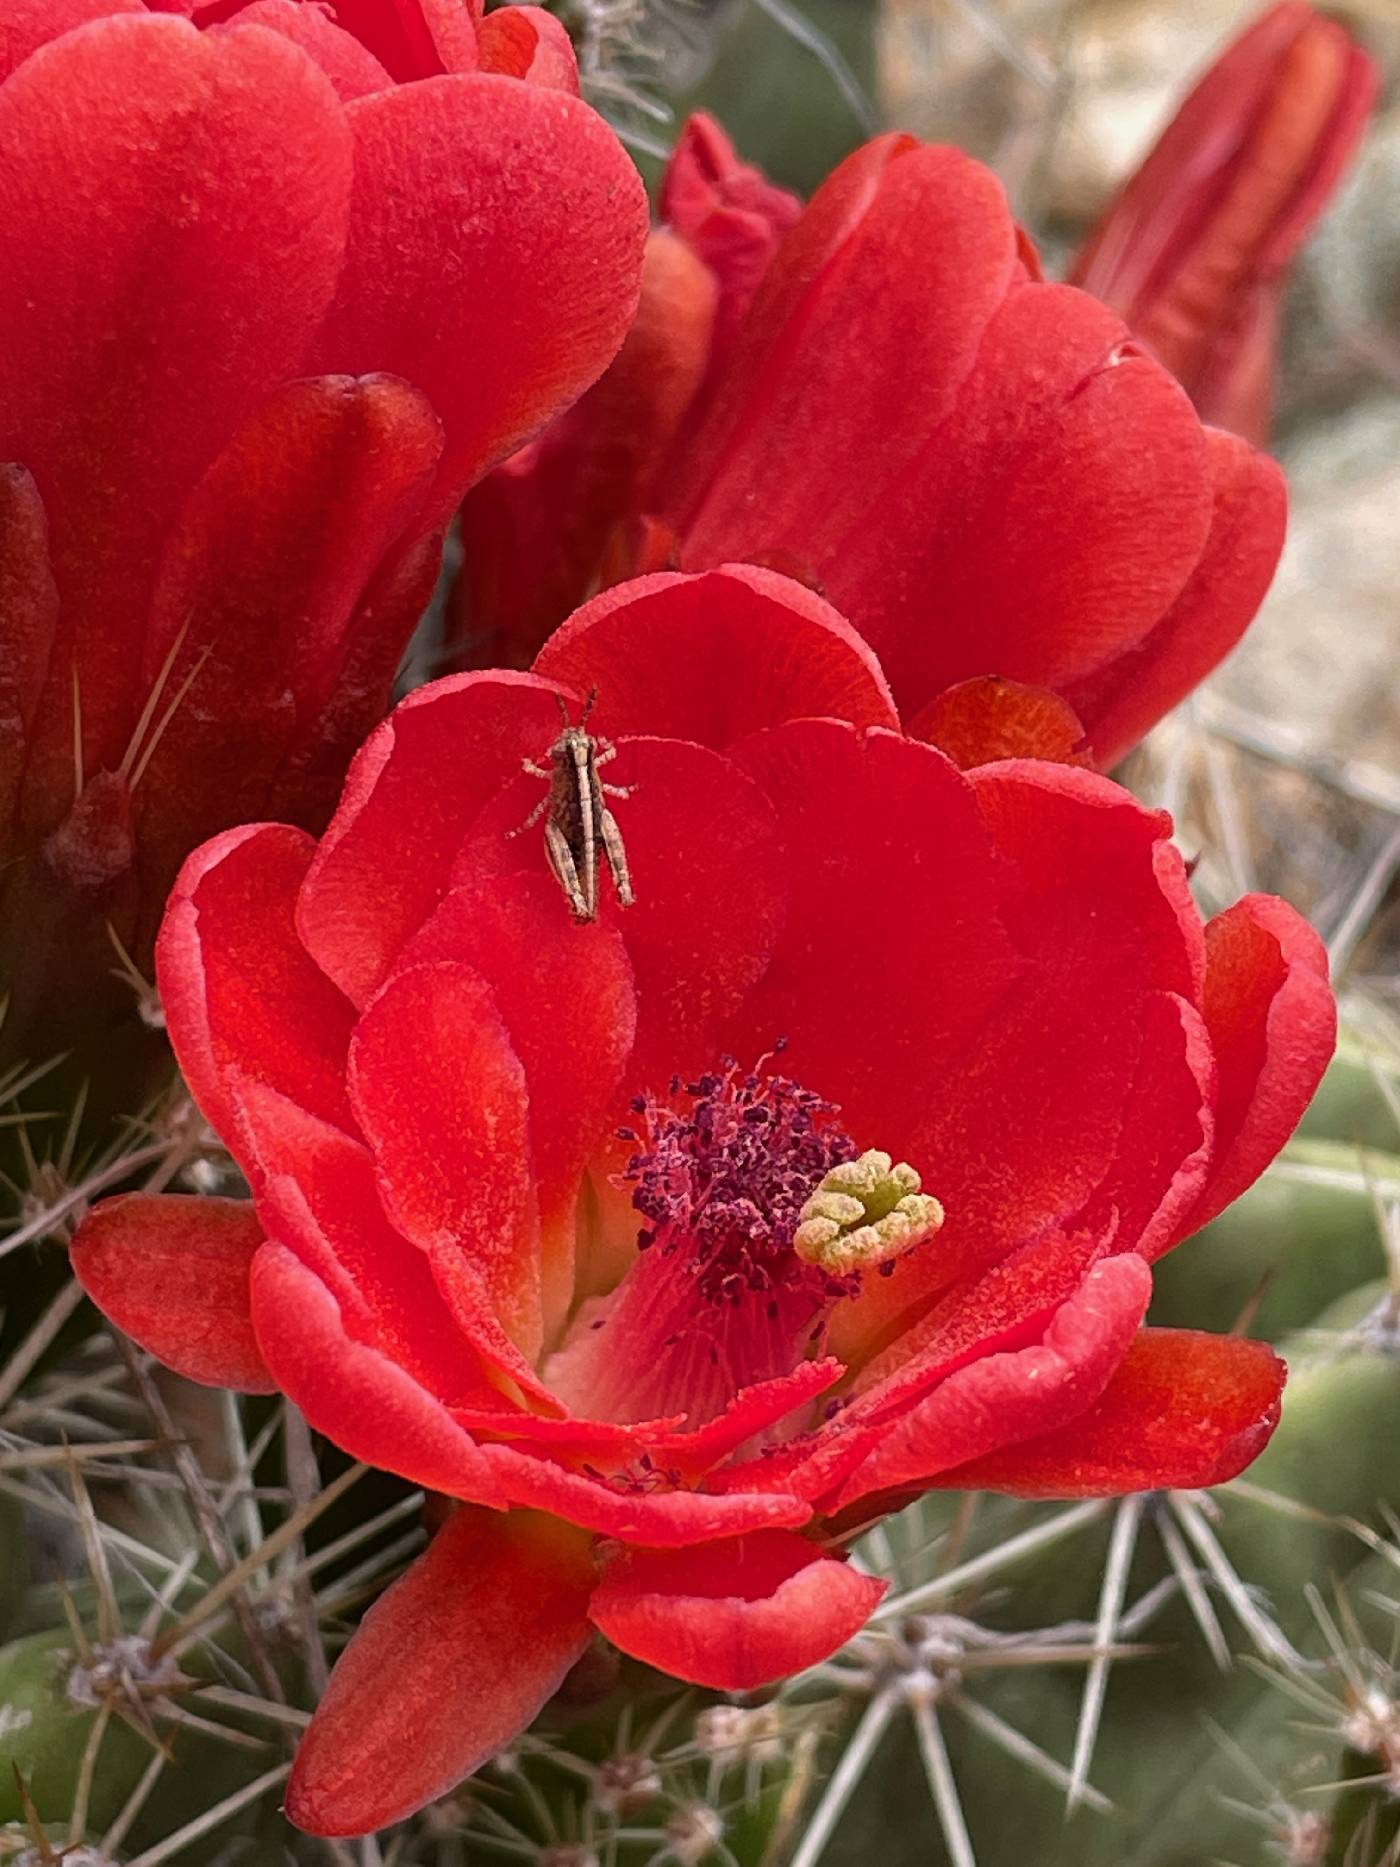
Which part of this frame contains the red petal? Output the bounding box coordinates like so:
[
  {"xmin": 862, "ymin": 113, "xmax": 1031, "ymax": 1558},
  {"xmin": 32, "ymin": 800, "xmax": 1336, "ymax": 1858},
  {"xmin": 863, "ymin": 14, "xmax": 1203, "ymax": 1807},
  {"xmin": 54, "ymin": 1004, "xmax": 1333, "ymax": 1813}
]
[
  {"xmin": 395, "ymin": 873, "xmax": 636, "ymax": 1335},
  {"xmin": 286, "ymin": 1507, "xmax": 594, "ymax": 1837},
  {"xmin": 301, "ymin": 0, "xmax": 478, "ymax": 82},
  {"xmin": 532, "ymin": 565, "xmax": 899, "ymax": 749},
  {"xmin": 668, "ymin": 138, "xmax": 1017, "ymax": 555},
  {"xmin": 655, "ymin": 1359, "xmax": 843, "ymax": 1473},
  {"xmin": 1172, "ymin": 893, "xmax": 1334, "ymax": 1243},
  {"xmin": 475, "ymin": 5, "xmax": 578, "ymax": 91},
  {"xmin": 233, "ymin": 1079, "xmax": 518, "ymax": 1405},
  {"xmin": 454, "ymin": 229, "xmax": 716, "ymax": 666},
  {"xmin": 294, "ymin": 671, "xmax": 565, "ymax": 1006},
  {"xmin": 156, "ymin": 824, "xmax": 356, "ymax": 1152},
  {"xmin": 933, "ymin": 1328, "xmax": 1285, "ymax": 1495},
  {"xmin": 0, "ymin": 14, "xmax": 353, "ymax": 776},
  {"xmin": 907, "ymin": 676, "xmax": 1087, "ymax": 770},
  {"xmin": 1065, "ymin": 431, "xmax": 1287, "ymax": 766},
  {"xmin": 970, "ymin": 759, "xmax": 1204, "ymax": 998},
  {"xmin": 479, "ymin": 1441, "xmax": 812, "ymax": 1544},
  {"xmin": 1070, "ymin": 4, "xmax": 1376, "ymax": 437},
  {"xmin": 0, "ymin": 464, "xmax": 57, "ymax": 860},
  {"xmin": 761, "ymin": 743, "xmax": 1207, "ymax": 1350},
  {"xmin": 831, "ymin": 1253, "xmax": 1152, "ymax": 1510},
  {"xmin": 1084, "ymin": 990, "xmax": 1215, "ymax": 1262},
  {"xmin": 133, "ymin": 374, "xmax": 443, "ymax": 903},
  {"xmin": 348, "ymin": 960, "xmax": 543, "ymax": 1359},
  {"xmin": 250, "ymin": 1241, "xmax": 505, "ymax": 1501},
  {"xmin": 729, "ymin": 721, "xmax": 1019, "ymax": 1154},
  {"xmin": 71, "ymin": 1193, "xmax": 274, "ymax": 1392},
  {"xmin": 0, "ymin": 0, "xmax": 145, "ymax": 84},
  {"xmin": 659, "ymin": 112, "xmax": 801, "ymax": 378},
  {"xmin": 265, "ymin": 525, "xmax": 448, "ymax": 831},
  {"xmin": 212, "ymin": 2, "xmax": 394, "ymax": 97},
  {"xmin": 590, "ymin": 1532, "xmax": 884, "ymax": 1691},
  {"xmin": 812, "ymin": 288, "xmax": 1213, "ymax": 713},
  {"xmin": 849, "ymin": 1223, "xmax": 1115, "ymax": 1416},
  {"xmin": 308, "ymin": 74, "xmax": 647, "ymax": 530}
]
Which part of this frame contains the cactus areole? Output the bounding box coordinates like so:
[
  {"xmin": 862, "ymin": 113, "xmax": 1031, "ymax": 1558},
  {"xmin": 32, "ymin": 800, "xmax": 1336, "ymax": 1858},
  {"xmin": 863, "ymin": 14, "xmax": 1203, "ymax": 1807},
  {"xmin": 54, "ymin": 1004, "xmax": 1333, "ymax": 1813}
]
[{"xmin": 70, "ymin": 566, "xmax": 1336, "ymax": 1836}]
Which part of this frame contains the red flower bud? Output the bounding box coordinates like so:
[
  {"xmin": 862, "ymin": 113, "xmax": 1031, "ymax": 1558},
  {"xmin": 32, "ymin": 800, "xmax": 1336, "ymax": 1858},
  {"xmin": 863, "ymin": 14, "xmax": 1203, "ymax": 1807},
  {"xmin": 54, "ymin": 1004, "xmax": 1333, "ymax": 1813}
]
[{"xmin": 1070, "ymin": 2, "xmax": 1377, "ymax": 440}]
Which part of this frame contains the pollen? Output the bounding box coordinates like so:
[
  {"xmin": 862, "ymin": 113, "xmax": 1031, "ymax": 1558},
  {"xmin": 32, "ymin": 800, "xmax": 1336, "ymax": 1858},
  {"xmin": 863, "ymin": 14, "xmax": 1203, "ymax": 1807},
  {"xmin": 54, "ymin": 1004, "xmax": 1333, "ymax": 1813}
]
[{"xmin": 793, "ymin": 1149, "xmax": 944, "ymax": 1275}]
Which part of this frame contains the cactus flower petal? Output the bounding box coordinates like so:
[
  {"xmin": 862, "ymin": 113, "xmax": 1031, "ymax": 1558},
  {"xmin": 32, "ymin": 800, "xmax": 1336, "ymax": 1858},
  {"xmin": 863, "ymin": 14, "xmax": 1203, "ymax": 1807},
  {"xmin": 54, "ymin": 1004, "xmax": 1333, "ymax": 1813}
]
[
  {"xmin": 457, "ymin": 124, "xmax": 1287, "ymax": 758},
  {"xmin": 286, "ymin": 1506, "xmax": 595, "ymax": 1839},
  {"xmin": 157, "ymin": 823, "xmax": 357, "ymax": 1145},
  {"xmin": 531, "ymin": 563, "xmax": 899, "ymax": 751},
  {"xmin": 830, "ymin": 1255, "xmax": 1153, "ymax": 1509},
  {"xmin": 1172, "ymin": 891, "xmax": 1336, "ymax": 1244},
  {"xmin": 475, "ymin": 5, "xmax": 579, "ymax": 92},
  {"xmin": 1063, "ymin": 428, "xmax": 1288, "ymax": 768},
  {"xmin": 930, "ymin": 1328, "xmax": 1287, "ymax": 1495},
  {"xmin": 589, "ymin": 1531, "xmax": 885, "ymax": 1692},
  {"xmin": 70, "ymin": 1192, "xmax": 274, "ymax": 1392}
]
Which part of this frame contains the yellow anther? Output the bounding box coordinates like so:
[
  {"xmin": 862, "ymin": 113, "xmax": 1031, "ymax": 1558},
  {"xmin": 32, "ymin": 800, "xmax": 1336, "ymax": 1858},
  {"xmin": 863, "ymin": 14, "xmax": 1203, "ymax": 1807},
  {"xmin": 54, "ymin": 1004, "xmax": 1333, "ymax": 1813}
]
[
  {"xmin": 794, "ymin": 1151, "xmax": 944, "ymax": 1275},
  {"xmin": 802, "ymin": 1190, "xmax": 867, "ymax": 1228}
]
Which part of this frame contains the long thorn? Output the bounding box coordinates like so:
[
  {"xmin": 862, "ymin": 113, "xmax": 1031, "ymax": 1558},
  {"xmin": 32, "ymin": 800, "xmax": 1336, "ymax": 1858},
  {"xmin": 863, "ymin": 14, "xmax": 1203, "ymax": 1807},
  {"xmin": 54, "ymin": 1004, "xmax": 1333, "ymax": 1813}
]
[
  {"xmin": 786, "ymin": 1688, "xmax": 899, "ymax": 1867},
  {"xmin": 875, "ymin": 1502, "xmax": 1107, "ymax": 1620},
  {"xmin": 1157, "ymin": 1498, "xmax": 1232, "ymax": 1671},
  {"xmin": 956, "ymin": 1693, "xmax": 1111, "ymax": 1814},
  {"xmin": 123, "ymin": 1761, "xmax": 291, "ymax": 1866},
  {"xmin": 158, "ymin": 1459, "xmax": 367, "ymax": 1654},
  {"xmin": 1068, "ymin": 1495, "xmax": 1143, "ymax": 1812},
  {"xmin": 911, "ymin": 1693, "xmax": 976, "ymax": 1867}
]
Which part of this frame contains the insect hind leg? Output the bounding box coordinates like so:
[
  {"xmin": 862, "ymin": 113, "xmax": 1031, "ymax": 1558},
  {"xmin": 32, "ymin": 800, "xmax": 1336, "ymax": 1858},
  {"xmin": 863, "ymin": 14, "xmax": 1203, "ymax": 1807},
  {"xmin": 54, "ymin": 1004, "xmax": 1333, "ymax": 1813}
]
[
  {"xmin": 599, "ymin": 807, "xmax": 634, "ymax": 908},
  {"xmin": 545, "ymin": 819, "xmax": 594, "ymax": 921}
]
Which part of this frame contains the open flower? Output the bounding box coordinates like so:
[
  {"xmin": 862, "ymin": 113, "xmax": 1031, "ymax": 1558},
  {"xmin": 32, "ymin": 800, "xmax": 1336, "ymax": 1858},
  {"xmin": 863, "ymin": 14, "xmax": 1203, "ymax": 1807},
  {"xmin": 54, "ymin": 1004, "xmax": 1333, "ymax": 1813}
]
[
  {"xmin": 0, "ymin": 0, "xmax": 646, "ymax": 1086},
  {"xmin": 1070, "ymin": 2, "xmax": 1377, "ymax": 442},
  {"xmin": 73, "ymin": 566, "xmax": 1335, "ymax": 1836},
  {"xmin": 456, "ymin": 122, "xmax": 1286, "ymax": 767}
]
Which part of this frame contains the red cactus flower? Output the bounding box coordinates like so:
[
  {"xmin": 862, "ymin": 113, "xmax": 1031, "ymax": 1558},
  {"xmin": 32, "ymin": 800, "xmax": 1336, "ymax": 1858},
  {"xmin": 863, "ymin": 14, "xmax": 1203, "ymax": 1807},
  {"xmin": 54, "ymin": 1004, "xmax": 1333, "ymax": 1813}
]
[
  {"xmin": 456, "ymin": 123, "xmax": 1287, "ymax": 767},
  {"xmin": 1070, "ymin": 2, "xmax": 1377, "ymax": 443},
  {"xmin": 0, "ymin": 0, "xmax": 647, "ymax": 1087},
  {"xmin": 72, "ymin": 566, "xmax": 1335, "ymax": 1837}
]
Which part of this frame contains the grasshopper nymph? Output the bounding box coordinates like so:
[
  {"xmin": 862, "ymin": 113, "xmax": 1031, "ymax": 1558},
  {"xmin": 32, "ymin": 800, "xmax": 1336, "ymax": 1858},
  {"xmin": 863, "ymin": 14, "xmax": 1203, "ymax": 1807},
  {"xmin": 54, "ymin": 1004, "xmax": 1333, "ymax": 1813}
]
[{"xmin": 510, "ymin": 691, "xmax": 634, "ymax": 922}]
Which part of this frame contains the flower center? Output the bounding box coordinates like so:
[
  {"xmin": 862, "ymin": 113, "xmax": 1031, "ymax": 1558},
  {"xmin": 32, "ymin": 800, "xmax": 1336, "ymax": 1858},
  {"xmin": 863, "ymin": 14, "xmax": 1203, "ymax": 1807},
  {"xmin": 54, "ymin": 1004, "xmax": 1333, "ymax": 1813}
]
[
  {"xmin": 619, "ymin": 1053, "xmax": 863, "ymax": 1307},
  {"xmin": 547, "ymin": 1051, "xmax": 943, "ymax": 1428}
]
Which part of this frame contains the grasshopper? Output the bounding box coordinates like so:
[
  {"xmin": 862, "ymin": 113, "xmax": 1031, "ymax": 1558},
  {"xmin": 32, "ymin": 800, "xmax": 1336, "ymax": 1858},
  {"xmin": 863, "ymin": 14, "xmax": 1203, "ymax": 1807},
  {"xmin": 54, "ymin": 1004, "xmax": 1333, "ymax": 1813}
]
[{"xmin": 511, "ymin": 691, "xmax": 634, "ymax": 922}]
